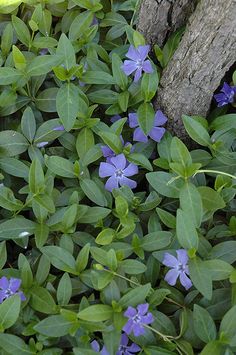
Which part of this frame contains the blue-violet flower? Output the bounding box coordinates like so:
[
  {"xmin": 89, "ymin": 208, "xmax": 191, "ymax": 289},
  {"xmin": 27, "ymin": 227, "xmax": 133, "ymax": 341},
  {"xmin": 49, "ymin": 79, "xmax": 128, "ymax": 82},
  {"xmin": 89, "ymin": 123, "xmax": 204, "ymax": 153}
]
[
  {"xmin": 99, "ymin": 153, "xmax": 138, "ymax": 192},
  {"xmin": 117, "ymin": 333, "xmax": 141, "ymax": 355},
  {"xmin": 162, "ymin": 249, "xmax": 192, "ymax": 290},
  {"xmin": 128, "ymin": 110, "xmax": 167, "ymax": 143},
  {"xmin": 121, "ymin": 45, "xmax": 153, "ymax": 82},
  {"xmin": 0, "ymin": 276, "xmax": 26, "ymax": 303},
  {"xmin": 214, "ymin": 82, "xmax": 236, "ymax": 107},
  {"xmin": 91, "ymin": 340, "xmax": 109, "ymax": 355},
  {"xmin": 123, "ymin": 303, "xmax": 154, "ymax": 337}
]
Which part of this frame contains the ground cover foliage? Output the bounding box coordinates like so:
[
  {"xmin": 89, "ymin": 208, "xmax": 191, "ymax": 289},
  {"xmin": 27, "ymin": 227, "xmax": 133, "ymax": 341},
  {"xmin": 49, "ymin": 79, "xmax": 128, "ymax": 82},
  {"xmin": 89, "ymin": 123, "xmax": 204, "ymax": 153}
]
[{"xmin": 0, "ymin": 0, "xmax": 236, "ymax": 354}]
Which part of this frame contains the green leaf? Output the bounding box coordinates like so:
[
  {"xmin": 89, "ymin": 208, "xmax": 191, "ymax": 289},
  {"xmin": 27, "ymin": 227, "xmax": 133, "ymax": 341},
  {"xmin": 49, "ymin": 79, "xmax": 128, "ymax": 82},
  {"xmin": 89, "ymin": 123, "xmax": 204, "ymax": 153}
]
[
  {"xmin": 182, "ymin": 115, "xmax": 211, "ymax": 146},
  {"xmin": 156, "ymin": 208, "xmax": 176, "ymax": 228},
  {"xmin": 146, "ymin": 172, "xmax": 184, "ymax": 198},
  {"xmin": 128, "ymin": 153, "xmax": 153, "ymax": 171},
  {"xmin": 95, "ymin": 228, "xmax": 115, "ymax": 245},
  {"xmin": 0, "ymin": 131, "xmax": 28, "ymax": 157},
  {"xmin": 76, "ymin": 128, "xmax": 94, "ymax": 158},
  {"xmin": 57, "ymin": 273, "xmax": 72, "ymax": 306},
  {"xmin": 69, "ymin": 11, "xmax": 94, "ymax": 40},
  {"xmin": 141, "ymin": 231, "xmax": 172, "ymax": 251},
  {"xmin": 56, "ymin": 83, "xmax": 79, "ymax": 132},
  {"xmin": 200, "ymin": 341, "xmax": 223, "ymax": 355},
  {"xmin": 198, "ymin": 186, "xmax": 225, "ymax": 212},
  {"xmin": 120, "ymin": 259, "xmax": 147, "ymax": 274},
  {"xmin": 1, "ymin": 23, "xmax": 13, "ymax": 58},
  {"xmin": 119, "ymin": 283, "xmax": 151, "ymax": 308},
  {"xmin": 78, "ymin": 207, "xmax": 111, "ymax": 223},
  {"xmin": 77, "ymin": 304, "xmax": 113, "ymax": 322},
  {"xmin": 30, "ymin": 286, "xmax": 57, "ymax": 314},
  {"xmin": 210, "ymin": 114, "xmax": 236, "ymax": 132},
  {"xmin": 35, "ymin": 88, "xmax": 58, "ymax": 113},
  {"xmin": 76, "ymin": 243, "xmax": 90, "ymax": 273},
  {"xmin": 0, "ymin": 158, "xmax": 29, "ymax": 179},
  {"xmin": 80, "ymin": 179, "xmax": 107, "ymax": 207},
  {"xmin": 41, "ymin": 246, "xmax": 77, "ymax": 274},
  {"xmin": 208, "ymin": 241, "xmax": 236, "ymax": 264},
  {"xmin": 176, "ymin": 209, "xmax": 199, "ymax": 250},
  {"xmin": 137, "ymin": 102, "xmax": 155, "ymax": 135},
  {"xmin": 193, "ymin": 304, "xmax": 216, "ymax": 343},
  {"xmin": 82, "ymin": 71, "xmax": 115, "ymax": 85},
  {"xmin": 12, "ymin": 45, "xmax": 26, "ymax": 70},
  {"xmin": 179, "ymin": 183, "xmax": 203, "ymax": 228},
  {"xmin": 112, "ymin": 53, "xmax": 128, "ymax": 90},
  {"xmin": 189, "ymin": 258, "xmax": 212, "ymax": 300},
  {"xmin": 56, "ymin": 33, "xmax": 76, "ymax": 70},
  {"xmin": 21, "ymin": 107, "xmax": 36, "ymax": 142},
  {"xmin": 0, "ymin": 186, "xmax": 23, "ymax": 211},
  {"xmin": 0, "ymin": 217, "xmax": 36, "ymax": 239},
  {"xmin": 141, "ymin": 71, "xmax": 158, "ymax": 102},
  {"xmin": 220, "ymin": 305, "xmax": 236, "ymax": 346},
  {"xmin": 162, "ymin": 28, "xmax": 184, "ymax": 67},
  {"xmin": 35, "ymin": 224, "xmax": 49, "ymax": 248},
  {"xmin": 204, "ymin": 259, "xmax": 233, "ymax": 280},
  {"xmin": 98, "ymin": 131, "xmax": 123, "ymax": 154},
  {"xmin": 29, "ymin": 158, "xmax": 45, "ymax": 194},
  {"xmin": 27, "ymin": 55, "xmax": 63, "ymax": 76},
  {"xmin": 12, "ymin": 15, "xmax": 31, "ymax": 47},
  {"xmin": 0, "ymin": 242, "xmax": 6, "ymax": 270},
  {"xmin": 170, "ymin": 137, "xmax": 192, "ymax": 167},
  {"xmin": 45, "ymin": 155, "xmax": 75, "ymax": 178},
  {"xmin": 34, "ymin": 315, "xmax": 73, "ymax": 337},
  {"xmin": 0, "ymin": 334, "xmax": 33, "ymax": 354},
  {"xmin": 0, "ymin": 295, "xmax": 21, "ymax": 330}
]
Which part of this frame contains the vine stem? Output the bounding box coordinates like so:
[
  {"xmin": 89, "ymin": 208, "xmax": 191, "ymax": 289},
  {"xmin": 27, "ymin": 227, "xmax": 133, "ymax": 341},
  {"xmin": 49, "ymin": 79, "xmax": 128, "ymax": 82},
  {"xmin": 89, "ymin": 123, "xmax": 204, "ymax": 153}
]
[
  {"xmin": 194, "ymin": 169, "xmax": 236, "ymax": 180},
  {"xmin": 143, "ymin": 324, "xmax": 174, "ymax": 343}
]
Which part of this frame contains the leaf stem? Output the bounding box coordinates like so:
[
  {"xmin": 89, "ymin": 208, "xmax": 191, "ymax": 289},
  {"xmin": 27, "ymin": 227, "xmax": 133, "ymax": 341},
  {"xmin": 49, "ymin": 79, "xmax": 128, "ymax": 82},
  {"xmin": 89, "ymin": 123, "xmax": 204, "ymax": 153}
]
[{"xmin": 194, "ymin": 169, "xmax": 236, "ymax": 180}]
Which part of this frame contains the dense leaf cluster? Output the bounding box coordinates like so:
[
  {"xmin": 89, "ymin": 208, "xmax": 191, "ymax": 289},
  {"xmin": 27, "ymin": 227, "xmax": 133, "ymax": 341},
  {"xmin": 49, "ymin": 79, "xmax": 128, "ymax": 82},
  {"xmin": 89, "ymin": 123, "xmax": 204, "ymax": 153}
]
[{"xmin": 0, "ymin": 1, "xmax": 236, "ymax": 354}]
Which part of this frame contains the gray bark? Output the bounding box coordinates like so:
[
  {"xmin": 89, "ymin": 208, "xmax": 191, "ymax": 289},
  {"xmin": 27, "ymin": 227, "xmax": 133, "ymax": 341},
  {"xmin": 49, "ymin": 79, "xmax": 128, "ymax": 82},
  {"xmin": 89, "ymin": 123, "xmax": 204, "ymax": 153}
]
[
  {"xmin": 156, "ymin": 0, "xmax": 236, "ymax": 141},
  {"xmin": 137, "ymin": 0, "xmax": 197, "ymax": 47}
]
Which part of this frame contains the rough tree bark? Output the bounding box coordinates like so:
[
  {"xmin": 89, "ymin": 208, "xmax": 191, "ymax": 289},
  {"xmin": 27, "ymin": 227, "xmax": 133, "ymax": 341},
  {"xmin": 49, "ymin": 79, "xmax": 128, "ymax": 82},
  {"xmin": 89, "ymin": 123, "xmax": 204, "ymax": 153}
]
[
  {"xmin": 155, "ymin": 0, "xmax": 236, "ymax": 141},
  {"xmin": 137, "ymin": 0, "xmax": 197, "ymax": 47}
]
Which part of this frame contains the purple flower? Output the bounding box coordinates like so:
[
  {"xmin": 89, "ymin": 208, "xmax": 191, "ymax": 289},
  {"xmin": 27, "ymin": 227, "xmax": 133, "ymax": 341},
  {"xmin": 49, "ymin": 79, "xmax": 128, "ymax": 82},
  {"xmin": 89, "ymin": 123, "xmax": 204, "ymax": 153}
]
[
  {"xmin": 117, "ymin": 333, "xmax": 141, "ymax": 355},
  {"xmin": 0, "ymin": 277, "xmax": 26, "ymax": 303},
  {"xmin": 91, "ymin": 340, "xmax": 109, "ymax": 355},
  {"xmin": 162, "ymin": 249, "xmax": 192, "ymax": 290},
  {"xmin": 99, "ymin": 153, "xmax": 138, "ymax": 192},
  {"xmin": 53, "ymin": 125, "xmax": 64, "ymax": 131},
  {"xmin": 214, "ymin": 82, "xmax": 236, "ymax": 107},
  {"xmin": 39, "ymin": 48, "xmax": 48, "ymax": 56},
  {"xmin": 129, "ymin": 110, "xmax": 167, "ymax": 143},
  {"xmin": 101, "ymin": 145, "xmax": 116, "ymax": 162},
  {"xmin": 121, "ymin": 45, "xmax": 153, "ymax": 82},
  {"xmin": 111, "ymin": 115, "xmax": 122, "ymax": 123},
  {"xmin": 123, "ymin": 303, "xmax": 154, "ymax": 337},
  {"xmin": 36, "ymin": 141, "xmax": 48, "ymax": 148}
]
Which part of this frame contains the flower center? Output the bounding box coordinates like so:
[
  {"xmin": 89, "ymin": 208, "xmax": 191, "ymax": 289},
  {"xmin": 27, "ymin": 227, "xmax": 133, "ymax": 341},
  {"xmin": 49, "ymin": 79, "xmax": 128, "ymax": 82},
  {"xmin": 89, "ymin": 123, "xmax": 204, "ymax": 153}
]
[
  {"xmin": 132, "ymin": 314, "xmax": 141, "ymax": 323},
  {"xmin": 119, "ymin": 345, "xmax": 127, "ymax": 353},
  {"xmin": 136, "ymin": 59, "xmax": 143, "ymax": 69},
  {"xmin": 177, "ymin": 263, "xmax": 186, "ymax": 272},
  {"xmin": 115, "ymin": 169, "xmax": 124, "ymax": 178}
]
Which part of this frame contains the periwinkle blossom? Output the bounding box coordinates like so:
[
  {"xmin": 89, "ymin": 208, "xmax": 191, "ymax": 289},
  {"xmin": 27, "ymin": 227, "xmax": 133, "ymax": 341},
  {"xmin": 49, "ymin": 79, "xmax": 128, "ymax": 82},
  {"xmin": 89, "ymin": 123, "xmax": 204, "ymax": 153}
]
[
  {"xmin": 123, "ymin": 303, "xmax": 154, "ymax": 337},
  {"xmin": 101, "ymin": 137, "xmax": 132, "ymax": 163},
  {"xmin": 0, "ymin": 276, "xmax": 26, "ymax": 303},
  {"xmin": 91, "ymin": 340, "xmax": 109, "ymax": 355},
  {"xmin": 53, "ymin": 125, "xmax": 64, "ymax": 131},
  {"xmin": 117, "ymin": 333, "xmax": 141, "ymax": 355},
  {"xmin": 162, "ymin": 249, "xmax": 192, "ymax": 290},
  {"xmin": 121, "ymin": 45, "xmax": 153, "ymax": 82},
  {"xmin": 128, "ymin": 110, "xmax": 167, "ymax": 143},
  {"xmin": 36, "ymin": 141, "xmax": 48, "ymax": 148},
  {"xmin": 214, "ymin": 82, "xmax": 236, "ymax": 107},
  {"xmin": 99, "ymin": 153, "xmax": 138, "ymax": 192},
  {"xmin": 111, "ymin": 115, "xmax": 122, "ymax": 123}
]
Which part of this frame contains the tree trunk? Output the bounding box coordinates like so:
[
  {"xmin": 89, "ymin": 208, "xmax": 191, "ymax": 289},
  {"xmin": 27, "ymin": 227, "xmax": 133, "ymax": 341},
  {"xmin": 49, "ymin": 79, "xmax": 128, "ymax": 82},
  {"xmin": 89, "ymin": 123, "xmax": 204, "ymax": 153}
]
[
  {"xmin": 155, "ymin": 0, "xmax": 236, "ymax": 142},
  {"xmin": 137, "ymin": 0, "xmax": 197, "ymax": 47}
]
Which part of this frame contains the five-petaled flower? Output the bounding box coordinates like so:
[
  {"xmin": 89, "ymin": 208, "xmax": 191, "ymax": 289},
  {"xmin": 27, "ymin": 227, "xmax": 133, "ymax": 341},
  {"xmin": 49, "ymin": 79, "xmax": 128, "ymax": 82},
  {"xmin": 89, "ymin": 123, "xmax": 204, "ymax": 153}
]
[
  {"xmin": 117, "ymin": 333, "xmax": 141, "ymax": 355},
  {"xmin": 0, "ymin": 276, "xmax": 26, "ymax": 303},
  {"xmin": 99, "ymin": 153, "xmax": 138, "ymax": 192},
  {"xmin": 123, "ymin": 303, "xmax": 154, "ymax": 337},
  {"xmin": 128, "ymin": 110, "xmax": 167, "ymax": 143},
  {"xmin": 162, "ymin": 249, "xmax": 192, "ymax": 290},
  {"xmin": 214, "ymin": 82, "xmax": 236, "ymax": 107},
  {"xmin": 121, "ymin": 45, "xmax": 153, "ymax": 82}
]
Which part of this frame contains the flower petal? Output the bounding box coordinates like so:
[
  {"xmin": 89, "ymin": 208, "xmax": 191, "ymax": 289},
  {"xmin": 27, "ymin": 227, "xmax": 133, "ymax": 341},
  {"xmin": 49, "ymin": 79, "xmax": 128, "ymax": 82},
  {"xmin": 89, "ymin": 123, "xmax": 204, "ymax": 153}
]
[
  {"xmin": 137, "ymin": 45, "xmax": 150, "ymax": 61},
  {"xmin": 9, "ymin": 278, "xmax": 21, "ymax": 293},
  {"xmin": 101, "ymin": 346, "xmax": 110, "ymax": 355},
  {"xmin": 154, "ymin": 110, "xmax": 168, "ymax": 126},
  {"xmin": 91, "ymin": 340, "xmax": 100, "ymax": 352},
  {"xmin": 179, "ymin": 272, "xmax": 192, "ymax": 290},
  {"xmin": 124, "ymin": 306, "xmax": 137, "ymax": 318},
  {"xmin": 149, "ymin": 127, "xmax": 166, "ymax": 142},
  {"xmin": 0, "ymin": 291, "xmax": 6, "ymax": 303},
  {"xmin": 101, "ymin": 145, "xmax": 114, "ymax": 158},
  {"xmin": 122, "ymin": 60, "xmax": 138, "ymax": 76},
  {"xmin": 126, "ymin": 45, "xmax": 140, "ymax": 61},
  {"xmin": 0, "ymin": 276, "xmax": 9, "ymax": 290},
  {"xmin": 137, "ymin": 303, "xmax": 149, "ymax": 315},
  {"xmin": 162, "ymin": 253, "xmax": 178, "ymax": 268},
  {"xmin": 111, "ymin": 153, "xmax": 126, "ymax": 170},
  {"xmin": 120, "ymin": 333, "xmax": 129, "ymax": 346},
  {"xmin": 122, "ymin": 319, "xmax": 134, "ymax": 335},
  {"xmin": 176, "ymin": 249, "xmax": 189, "ymax": 265},
  {"xmin": 111, "ymin": 115, "xmax": 121, "ymax": 123},
  {"xmin": 164, "ymin": 269, "xmax": 179, "ymax": 286},
  {"xmin": 141, "ymin": 312, "xmax": 154, "ymax": 325},
  {"xmin": 134, "ymin": 68, "xmax": 142, "ymax": 82},
  {"xmin": 128, "ymin": 113, "xmax": 138, "ymax": 128},
  {"xmin": 142, "ymin": 60, "xmax": 153, "ymax": 74},
  {"xmin": 123, "ymin": 163, "xmax": 138, "ymax": 177},
  {"xmin": 133, "ymin": 323, "xmax": 145, "ymax": 337},
  {"xmin": 127, "ymin": 343, "xmax": 141, "ymax": 353},
  {"xmin": 119, "ymin": 176, "xmax": 137, "ymax": 190},
  {"xmin": 99, "ymin": 162, "xmax": 116, "ymax": 178},
  {"xmin": 105, "ymin": 176, "xmax": 119, "ymax": 192},
  {"xmin": 133, "ymin": 127, "xmax": 148, "ymax": 143}
]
